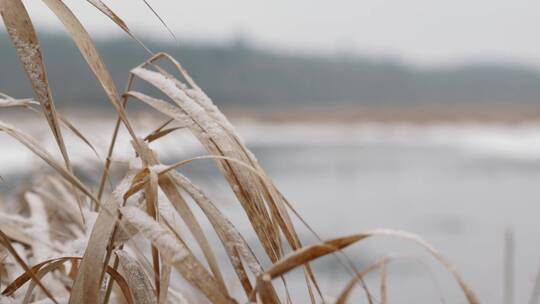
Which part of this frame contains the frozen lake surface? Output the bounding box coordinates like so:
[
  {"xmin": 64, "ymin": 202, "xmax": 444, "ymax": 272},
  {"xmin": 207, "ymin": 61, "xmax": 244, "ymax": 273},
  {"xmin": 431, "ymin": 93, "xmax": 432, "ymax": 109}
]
[{"xmin": 2, "ymin": 120, "xmax": 540, "ymax": 303}]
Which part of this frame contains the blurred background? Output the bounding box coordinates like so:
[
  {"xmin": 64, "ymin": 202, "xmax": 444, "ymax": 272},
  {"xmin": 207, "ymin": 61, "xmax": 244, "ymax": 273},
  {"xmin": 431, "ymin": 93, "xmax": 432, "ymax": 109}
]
[{"xmin": 2, "ymin": 0, "xmax": 540, "ymax": 302}]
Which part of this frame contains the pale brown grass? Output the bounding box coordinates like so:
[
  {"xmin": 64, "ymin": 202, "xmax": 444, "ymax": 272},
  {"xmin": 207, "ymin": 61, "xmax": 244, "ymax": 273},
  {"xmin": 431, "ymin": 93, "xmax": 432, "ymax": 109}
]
[{"xmin": 0, "ymin": 1, "xmax": 481, "ymax": 303}]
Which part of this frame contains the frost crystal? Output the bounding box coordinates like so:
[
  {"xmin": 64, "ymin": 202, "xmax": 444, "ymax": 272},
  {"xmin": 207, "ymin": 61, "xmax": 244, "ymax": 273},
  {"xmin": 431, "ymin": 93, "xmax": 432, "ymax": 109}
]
[
  {"xmin": 120, "ymin": 206, "xmax": 189, "ymax": 264},
  {"xmin": 7, "ymin": 28, "xmax": 50, "ymax": 107}
]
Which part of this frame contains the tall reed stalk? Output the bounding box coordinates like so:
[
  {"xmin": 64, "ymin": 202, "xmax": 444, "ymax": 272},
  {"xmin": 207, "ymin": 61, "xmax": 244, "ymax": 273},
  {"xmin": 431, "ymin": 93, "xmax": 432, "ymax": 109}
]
[{"xmin": 0, "ymin": 1, "xmax": 480, "ymax": 303}]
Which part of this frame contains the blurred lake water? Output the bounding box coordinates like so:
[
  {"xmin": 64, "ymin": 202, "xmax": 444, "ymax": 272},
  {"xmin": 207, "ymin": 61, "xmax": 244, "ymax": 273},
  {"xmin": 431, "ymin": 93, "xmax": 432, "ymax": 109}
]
[{"xmin": 2, "ymin": 120, "xmax": 540, "ymax": 303}]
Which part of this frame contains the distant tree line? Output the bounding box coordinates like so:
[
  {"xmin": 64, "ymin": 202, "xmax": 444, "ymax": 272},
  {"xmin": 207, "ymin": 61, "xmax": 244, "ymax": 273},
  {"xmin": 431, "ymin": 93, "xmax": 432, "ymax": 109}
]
[{"xmin": 2, "ymin": 32, "xmax": 540, "ymax": 110}]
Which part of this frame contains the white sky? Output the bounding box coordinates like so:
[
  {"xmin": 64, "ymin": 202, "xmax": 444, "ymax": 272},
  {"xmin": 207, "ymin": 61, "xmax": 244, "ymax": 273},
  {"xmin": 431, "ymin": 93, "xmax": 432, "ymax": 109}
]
[{"xmin": 20, "ymin": 0, "xmax": 540, "ymax": 67}]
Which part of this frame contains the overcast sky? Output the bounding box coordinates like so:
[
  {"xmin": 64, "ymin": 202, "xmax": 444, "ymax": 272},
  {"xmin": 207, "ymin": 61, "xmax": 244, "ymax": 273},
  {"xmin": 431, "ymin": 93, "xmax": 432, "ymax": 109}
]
[{"xmin": 20, "ymin": 0, "xmax": 540, "ymax": 67}]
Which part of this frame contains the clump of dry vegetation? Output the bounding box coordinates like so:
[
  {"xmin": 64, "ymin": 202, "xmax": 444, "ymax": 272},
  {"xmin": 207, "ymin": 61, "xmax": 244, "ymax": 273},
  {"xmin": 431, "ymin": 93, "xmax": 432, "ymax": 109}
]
[{"xmin": 0, "ymin": 1, "xmax": 480, "ymax": 303}]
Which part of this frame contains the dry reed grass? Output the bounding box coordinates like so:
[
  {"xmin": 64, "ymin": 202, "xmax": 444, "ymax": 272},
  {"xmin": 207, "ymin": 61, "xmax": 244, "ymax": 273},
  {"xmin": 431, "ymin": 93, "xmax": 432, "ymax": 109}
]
[{"xmin": 0, "ymin": 1, "xmax": 483, "ymax": 303}]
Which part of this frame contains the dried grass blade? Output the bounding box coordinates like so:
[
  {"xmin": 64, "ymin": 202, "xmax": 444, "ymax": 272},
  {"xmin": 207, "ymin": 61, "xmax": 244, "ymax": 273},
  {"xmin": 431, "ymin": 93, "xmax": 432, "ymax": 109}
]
[
  {"xmin": 0, "ymin": 94, "xmax": 100, "ymax": 160},
  {"xmin": 145, "ymin": 170, "xmax": 161, "ymax": 299},
  {"xmin": 105, "ymin": 263, "xmax": 136, "ymax": 304},
  {"xmin": 362, "ymin": 229, "xmax": 478, "ymax": 304},
  {"xmin": 260, "ymin": 229, "xmax": 479, "ymax": 304},
  {"xmin": 21, "ymin": 258, "xmax": 74, "ymax": 303},
  {"xmin": 0, "ymin": 224, "xmax": 32, "ymax": 247},
  {"xmin": 96, "ymin": 74, "xmax": 135, "ymax": 203},
  {"xmin": 115, "ymin": 250, "xmax": 157, "ymax": 304},
  {"xmin": 125, "ymin": 88, "xmax": 280, "ymax": 263},
  {"xmin": 0, "ymin": 230, "xmax": 57, "ymax": 304},
  {"xmin": 158, "ymin": 264, "xmax": 171, "ymax": 304},
  {"xmin": 143, "ymin": 118, "xmax": 179, "ymax": 143},
  {"xmin": 156, "ymin": 176, "xmax": 228, "ymax": 295},
  {"xmin": 0, "ymin": 0, "xmax": 72, "ymax": 171},
  {"xmin": 132, "ymin": 141, "xmax": 229, "ymax": 295},
  {"xmin": 139, "ymin": 0, "xmax": 177, "ymax": 43},
  {"xmin": 69, "ymin": 199, "xmax": 119, "ymax": 303},
  {"xmin": 86, "ymin": 0, "xmax": 129, "ymax": 33},
  {"xmin": 380, "ymin": 260, "xmax": 388, "ymax": 304},
  {"xmin": 2, "ymin": 257, "xmax": 69, "ymax": 296},
  {"xmin": 55, "ymin": 113, "xmax": 101, "ymax": 159},
  {"xmin": 256, "ymin": 275, "xmax": 280, "ymax": 304},
  {"xmin": 334, "ymin": 258, "xmax": 391, "ymax": 304},
  {"xmin": 135, "ymin": 56, "xmax": 297, "ymax": 246},
  {"xmin": 86, "ymin": 0, "xmax": 152, "ymax": 53},
  {"xmin": 167, "ymin": 170, "xmax": 264, "ymax": 295},
  {"xmin": 0, "ymin": 121, "xmax": 96, "ymax": 204},
  {"xmin": 40, "ymin": 0, "xmax": 137, "ymax": 141},
  {"xmin": 0, "ymin": 0, "xmax": 87, "ymax": 226},
  {"xmin": 25, "ymin": 192, "xmax": 53, "ymax": 265},
  {"xmin": 3, "ymin": 257, "xmax": 133, "ymax": 304},
  {"xmin": 144, "ymin": 126, "xmax": 183, "ymax": 143},
  {"xmin": 68, "ymin": 173, "xmax": 132, "ymax": 304},
  {"xmin": 124, "ymin": 68, "xmax": 307, "ymax": 298},
  {"xmin": 0, "ymin": 98, "xmax": 37, "ymax": 108},
  {"xmin": 265, "ymin": 235, "xmax": 367, "ymax": 279},
  {"xmin": 120, "ymin": 206, "xmax": 237, "ymax": 304}
]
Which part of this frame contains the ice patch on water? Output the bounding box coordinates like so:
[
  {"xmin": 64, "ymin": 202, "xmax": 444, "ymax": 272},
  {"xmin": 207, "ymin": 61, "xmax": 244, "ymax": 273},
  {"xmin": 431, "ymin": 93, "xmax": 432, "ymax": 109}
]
[
  {"xmin": 2, "ymin": 120, "xmax": 540, "ymax": 177},
  {"xmin": 236, "ymin": 122, "xmax": 540, "ymax": 161}
]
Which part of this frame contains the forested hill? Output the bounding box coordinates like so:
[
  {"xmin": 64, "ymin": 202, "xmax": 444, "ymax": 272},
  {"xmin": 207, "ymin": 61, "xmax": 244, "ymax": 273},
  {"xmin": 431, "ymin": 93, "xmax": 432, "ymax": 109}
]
[{"xmin": 2, "ymin": 32, "xmax": 540, "ymax": 110}]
